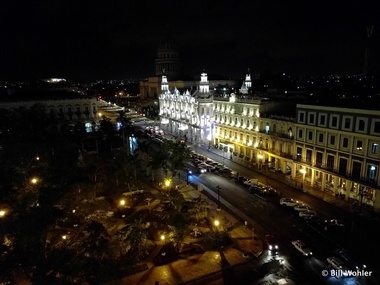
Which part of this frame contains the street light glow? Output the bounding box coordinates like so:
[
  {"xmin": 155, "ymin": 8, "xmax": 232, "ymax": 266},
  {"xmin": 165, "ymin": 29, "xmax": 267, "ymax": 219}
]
[
  {"xmin": 214, "ymin": 219, "xmax": 220, "ymax": 227},
  {"xmin": 0, "ymin": 210, "xmax": 6, "ymax": 218},
  {"xmin": 30, "ymin": 177, "xmax": 39, "ymax": 184},
  {"xmin": 164, "ymin": 178, "xmax": 172, "ymax": 188},
  {"xmin": 160, "ymin": 234, "xmax": 165, "ymax": 241},
  {"xmin": 119, "ymin": 199, "xmax": 126, "ymax": 206}
]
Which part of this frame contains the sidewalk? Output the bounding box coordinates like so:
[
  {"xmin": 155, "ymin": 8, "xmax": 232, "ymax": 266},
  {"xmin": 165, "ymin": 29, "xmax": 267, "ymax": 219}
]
[{"xmin": 121, "ymin": 172, "xmax": 263, "ymax": 285}]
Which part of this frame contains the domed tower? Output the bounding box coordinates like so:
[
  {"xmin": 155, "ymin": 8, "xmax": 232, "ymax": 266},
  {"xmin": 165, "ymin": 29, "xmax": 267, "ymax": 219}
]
[{"xmin": 155, "ymin": 32, "xmax": 181, "ymax": 79}]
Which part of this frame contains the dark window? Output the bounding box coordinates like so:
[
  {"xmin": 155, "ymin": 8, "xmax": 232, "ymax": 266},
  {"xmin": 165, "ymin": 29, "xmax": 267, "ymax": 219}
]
[
  {"xmin": 298, "ymin": 129, "xmax": 303, "ymax": 138},
  {"xmin": 327, "ymin": 155, "xmax": 334, "ymax": 170},
  {"xmin": 309, "ymin": 114, "xmax": 315, "ymax": 124},
  {"xmin": 299, "ymin": 112, "xmax": 304, "ymax": 122},
  {"xmin": 344, "ymin": 118, "xmax": 351, "ymax": 129},
  {"xmin": 374, "ymin": 122, "xmax": 380, "ymax": 133},
  {"xmin": 330, "ymin": 135, "xmax": 335, "ymax": 145},
  {"xmin": 316, "ymin": 152, "xmax": 323, "ymax": 166},
  {"xmin": 318, "ymin": 133, "xmax": 324, "ymax": 143},
  {"xmin": 306, "ymin": 150, "xmax": 312, "ymax": 164},
  {"xmin": 320, "ymin": 115, "xmax": 326, "ymax": 125},
  {"xmin": 339, "ymin": 158, "xmax": 347, "ymax": 175},
  {"xmin": 342, "ymin": 138, "xmax": 348, "ymax": 148},
  {"xmin": 308, "ymin": 131, "xmax": 313, "ymax": 140},
  {"xmin": 332, "ymin": 116, "xmax": 338, "ymax": 127},
  {"xmin": 352, "ymin": 161, "xmax": 362, "ymax": 179},
  {"xmin": 358, "ymin": 119, "xmax": 365, "ymax": 131}
]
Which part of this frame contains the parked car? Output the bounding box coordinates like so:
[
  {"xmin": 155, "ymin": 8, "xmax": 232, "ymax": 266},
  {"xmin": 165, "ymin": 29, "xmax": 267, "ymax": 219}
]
[
  {"xmin": 205, "ymin": 165, "xmax": 216, "ymax": 172},
  {"xmin": 294, "ymin": 204, "xmax": 309, "ymax": 212},
  {"xmin": 299, "ymin": 210, "xmax": 317, "ymax": 218},
  {"xmin": 265, "ymin": 234, "xmax": 279, "ymax": 252},
  {"xmin": 219, "ymin": 168, "xmax": 232, "ymax": 176},
  {"xmin": 304, "ymin": 215, "xmax": 325, "ymax": 228},
  {"xmin": 291, "ymin": 240, "xmax": 313, "ymax": 256},
  {"xmin": 327, "ymin": 256, "xmax": 348, "ymax": 271},
  {"xmin": 262, "ymin": 188, "xmax": 279, "ymax": 197},
  {"xmin": 249, "ymin": 185, "xmax": 265, "ymax": 195},
  {"xmin": 235, "ymin": 176, "xmax": 249, "ymax": 184},
  {"xmin": 280, "ymin": 198, "xmax": 299, "ymax": 207},
  {"xmin": 334, "ymin": 249, "xmax": 367, "ymax": 270},
  {"xmin": 243, "ymin": 178, "xmax": 258, "ymax": 186},
  {"xmin": 325, "ymin": 219, "xmax": 345, "ymax": 228}
]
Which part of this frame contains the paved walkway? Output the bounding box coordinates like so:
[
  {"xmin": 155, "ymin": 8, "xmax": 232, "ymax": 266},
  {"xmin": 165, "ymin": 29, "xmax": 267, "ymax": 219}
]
[{"xmin": 121, "ymin": 170, "xmax": 263, "ymax": 285}]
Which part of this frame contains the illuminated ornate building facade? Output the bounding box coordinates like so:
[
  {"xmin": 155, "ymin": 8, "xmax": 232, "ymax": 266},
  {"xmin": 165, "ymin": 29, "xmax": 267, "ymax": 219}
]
[{"xmin": 159, "ymin": 72, "xmax": 214, "ymax": 144}]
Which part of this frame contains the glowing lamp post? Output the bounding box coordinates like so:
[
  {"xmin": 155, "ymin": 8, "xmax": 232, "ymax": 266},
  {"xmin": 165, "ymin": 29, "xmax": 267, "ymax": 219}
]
[
  {"xmin": 30, "ymin": 177, "xmax": 39, "ymax": 185},
  {"xmin": 0, "ymin": 210, "xmax": 6, "ymax": 218},
  {"xmin": 164, "ymin": 178, "xmax": 172, "ymax": 189},
  {"xmin": 119, "ymin": 199, "xmax": 126, "ymax": 207}
]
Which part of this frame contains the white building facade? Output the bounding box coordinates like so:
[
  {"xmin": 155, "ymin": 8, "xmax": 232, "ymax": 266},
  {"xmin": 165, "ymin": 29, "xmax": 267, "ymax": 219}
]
[{"xmin": 159, "ymin": 73, "xmax": 214, "ymax": 144}]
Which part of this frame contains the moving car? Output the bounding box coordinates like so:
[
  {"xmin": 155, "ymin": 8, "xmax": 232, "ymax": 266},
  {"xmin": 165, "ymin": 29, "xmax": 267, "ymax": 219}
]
[
  {"xmin": 265, "ymin": 234, "xmax": 279, "ymax": 252},
  {"xmin": 280, "ymin": 198, "xmax": 298, "ymax": 207},
  {"xmin": 197, "ymin": 167, "xmax": 207, "ymax": 174},
  {"xmin": 334, "ymin": 249, "xmax": 367, "ymax": 270},
  {"xmin": 291, "ymin": 240, "xmax": 312, "ymax": 256},
  {"xmin": 327, "ymin": 256, "xmax": 348, "ymax": 271}
]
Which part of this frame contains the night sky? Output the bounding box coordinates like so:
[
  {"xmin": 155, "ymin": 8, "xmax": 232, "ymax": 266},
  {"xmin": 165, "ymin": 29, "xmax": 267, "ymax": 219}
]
[{"xmin": 1, "ymin": 1, "xmax": 379, "ymax": 80}]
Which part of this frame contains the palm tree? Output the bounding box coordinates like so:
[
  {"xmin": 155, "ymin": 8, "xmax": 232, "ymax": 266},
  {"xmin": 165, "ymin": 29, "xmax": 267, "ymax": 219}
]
[
  {"xmin": 163, "ymin": 140, "xmax": 191, "ymax": 178},
  {"xmin": 117, "ymin": 210, "xmax": 151, "ymax": 260}
]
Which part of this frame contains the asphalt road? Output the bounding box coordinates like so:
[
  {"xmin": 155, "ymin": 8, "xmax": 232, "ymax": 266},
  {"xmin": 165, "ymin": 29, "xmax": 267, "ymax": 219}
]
[{"xmin": 188, "ymin": 146, "xmax": 379, "ymax": 285}]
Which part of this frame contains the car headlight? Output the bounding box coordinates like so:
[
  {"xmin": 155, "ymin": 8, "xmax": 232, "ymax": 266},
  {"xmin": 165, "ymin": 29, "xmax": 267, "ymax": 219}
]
[
  {"xmin": 310, "ymin": 252, "xmax": 312, "ymax": 255},
  {"xmin": 275, "ymin": 245, "xmax": 278, "ymax": 249},
  {"xmin": 269, "ymin": 245, "xmax": 272, "ymax": 250}
]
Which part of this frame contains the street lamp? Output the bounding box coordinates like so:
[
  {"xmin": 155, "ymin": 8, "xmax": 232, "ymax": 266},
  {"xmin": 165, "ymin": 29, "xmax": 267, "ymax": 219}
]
[
  {"xmin": 119, "ymin": 199, "xmax": 126, "ymax": 207},
  {"xmin": 164, "ymin": 178, "xmax": 172, "ymax": 189},
  {"xmin": 299, "ymin": 168, "xmax": 306, "ymax": 189},
  {"xmin": 30, "ymin": 177, "xmax": 39, "ymax": 185},
  {"xmin": 0, "ymin": 210, "xmax": 6, "ymax": 218},
  {"xmin": 214, "ymin": 219, "xmax": 220, "ymax": 227}
]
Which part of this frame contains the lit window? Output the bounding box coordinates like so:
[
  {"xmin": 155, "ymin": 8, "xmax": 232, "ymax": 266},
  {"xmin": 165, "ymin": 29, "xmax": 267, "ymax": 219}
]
[{"xmin": 371, "ymin": 143, "xmax": 379, "ymax": 154}]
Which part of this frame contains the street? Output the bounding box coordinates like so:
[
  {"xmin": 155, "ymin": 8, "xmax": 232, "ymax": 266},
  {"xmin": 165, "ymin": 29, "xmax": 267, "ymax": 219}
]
[{"xmin": 186, "ymin": 145, "xmax": 379, "ymax": 285}]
